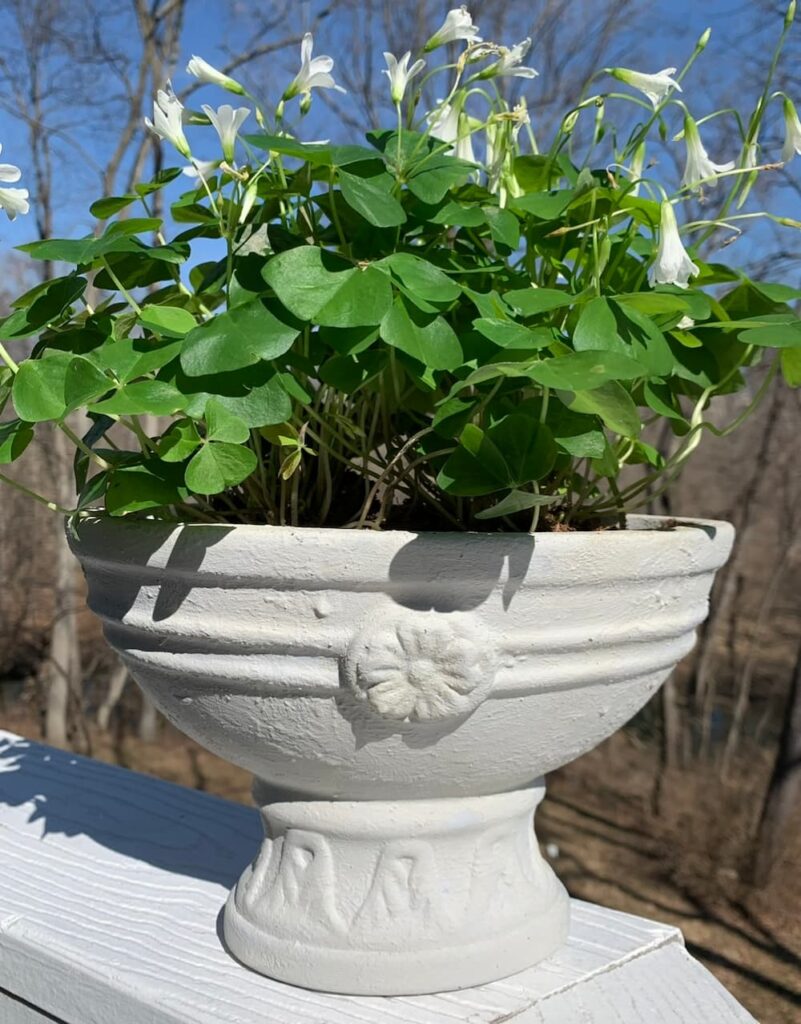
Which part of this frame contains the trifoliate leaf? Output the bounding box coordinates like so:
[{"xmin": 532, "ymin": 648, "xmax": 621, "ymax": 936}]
[
  {"xmin": 180, "ymin": 299, "xmax": 300, "ymax": 376},
  {"xmin": 380, "ymin": 298, "xmax": 463, "ymax": 370},
  {"xmin": 12, "ymin": 352, "xmax": 72, "ymax": 422},
  {"xmin": 139, "ymin": 305, "xmax": 197, "ymax": 338},
  {"xmin": 204, "ymin": 398, "xmax": 250, "ymax": 443},
  {"xmin": 185, "ymin": 442, "xmax": 257, "ymax": 494}
]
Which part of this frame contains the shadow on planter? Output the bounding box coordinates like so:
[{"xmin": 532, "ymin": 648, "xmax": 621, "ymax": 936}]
[
  {"xmin": 386, "ymin": 532, "xmax": 536, "ymax": 611},
  {"xmin": 150, "ymin": 526, "xmax": 232, "ymax": 621},
  {"xmin": 70, "ymin": 519, "xmax": 232, "ymax": 622}
]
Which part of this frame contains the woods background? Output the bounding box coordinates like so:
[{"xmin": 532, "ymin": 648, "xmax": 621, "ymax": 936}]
[{"xmin": 0, "ymin": 1, "xmax": 799, "ymax": 1019}]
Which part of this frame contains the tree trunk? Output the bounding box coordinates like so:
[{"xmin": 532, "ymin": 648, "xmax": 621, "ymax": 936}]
[
  {"xmin": 138, "ymin": 695, "xmax": 160, "ymax": 743},
  {"xmin": 752, "ymin": 640, "xmax": 801, "ymax": 886},
  {"xmin": 42, "ymin": 429, "xmax": 82, "ymax": 748},
  {"xmin": 653, "ymin": 673, "xmax": 681, "ymax": 816},
  {"xmin": 97, "ymin": 661, "xmax": 129, "ymax": 732},
  {"xmin": 693, "ymin": 384, "xmax": 781, "ymax": 760},
  {"xmin": 721, "ymin": 554, "xmax": 792, "ymax": 775}
]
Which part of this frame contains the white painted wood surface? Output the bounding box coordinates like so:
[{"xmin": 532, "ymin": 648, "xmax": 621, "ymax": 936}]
[
  {"xmin": 0, "ymin": 988, "xmax": 60, "ymax": 1024},
  {"xmin": 0, "ymin": 730, "xmax": 755, "ymax": 1023}
]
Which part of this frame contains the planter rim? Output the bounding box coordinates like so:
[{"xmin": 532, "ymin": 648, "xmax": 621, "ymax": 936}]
[
  {"xmin": 70, "ymin": 512, "xmax": 734, "ymax": 588},
  {"xmin": 71, "ymin": 512, "xmax": 730, "ymax": 546}
]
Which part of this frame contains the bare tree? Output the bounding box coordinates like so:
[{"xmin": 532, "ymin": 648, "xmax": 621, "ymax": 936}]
[
  {"xmin": 0, "ymin": 0, "xmax": 321, "ymax": 745},
  {"xmin": 753, "ymin": 639, "xmax": 801, "ymax": 885},
  {"xmin": 97, "ymin": 662, "xmax": 129, "ymax": 732},
  {"xmin": 0, "ymin": 0, "xmax": 116, "ymax": 745}
]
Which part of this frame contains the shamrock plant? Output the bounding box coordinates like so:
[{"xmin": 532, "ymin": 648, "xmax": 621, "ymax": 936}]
[{"xmin": 1, "ymin": 4, "xmax": 801, "ymax": 531}]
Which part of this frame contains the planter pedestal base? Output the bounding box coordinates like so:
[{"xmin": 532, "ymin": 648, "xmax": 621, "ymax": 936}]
[{"xmin": 223, "ymin": 781, "xmax": 569, "ymax": 995}]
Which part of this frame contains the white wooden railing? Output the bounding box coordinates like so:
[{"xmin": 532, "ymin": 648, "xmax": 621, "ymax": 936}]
[{"xmin": 0, "ymin": 730, "xmax": 755, "ymax": 1024}]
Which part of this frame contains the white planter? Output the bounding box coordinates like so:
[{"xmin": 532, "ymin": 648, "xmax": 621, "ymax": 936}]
[{"xmin": 70, "ymin": 514, "xmax": 733, "ymax": 996}]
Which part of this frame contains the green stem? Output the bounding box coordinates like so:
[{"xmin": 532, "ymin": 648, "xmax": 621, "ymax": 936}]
[
  {"xmin": 101, "ymin": 257, "xmax": 142, "ymax": 314},
  {"xmin": 0, "ymin": 469, "xmax": 71, "ymax": 514},
  {"xmin": 59, "ymin": 421, "xmax": 112, "ymax": 471},
  {"xmin": 328, "ymin": 168, "xmax": 350, "ymax": 255},
  {"xmin": 529, "ymin": 483, "xmax": 543, "ymax": 534},
  {"xmin": 591, "ymin": 356, "xmax": 778, "ymax": 513},
  {"xmin": 122, "ymin": 417, "xmax": 158, "ymax": 456},
  {"xmin": 356, "ymin": 427, "xmax": 434, "ymax": 529},
  {"xmin": 0, "ymin": 342, "xmax": 19, "ymax": 373},
  {"xmin": 697, "ymin": 18, "xmax": 792, "ymax": 243},
  {"xmin": 190, "ymin": 158, "xmax": 221, "ymax": 218}
]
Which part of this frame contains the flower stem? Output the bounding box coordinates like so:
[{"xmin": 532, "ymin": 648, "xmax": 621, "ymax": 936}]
[
  {"xmin": 328, "ymin": 168, "xmax": 350, "ymax": 255},
  {"xmin": 101, "ymin": 258, "xmax": 142, "ymax": 314},
  {"xmin": 0, "ymin": 342, "xmax": 19, "ymax": 373},
  {"xmin": 0, "ymin": 470, "xmax": 71, "ymax": 515},
  {"xmin": 59, "ymin": 421, "xmax": 112, "ymax": 471}
]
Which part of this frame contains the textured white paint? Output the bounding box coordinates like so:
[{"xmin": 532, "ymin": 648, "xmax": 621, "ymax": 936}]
[
  {"xmin": 343, "ymin": 609, "xmax": 499, "ymax": 721},
  {"xmin": 0, "ymin": 732, "xmax": 755, "ymax": 1023},
  {"xmin": 0, "ymin": 992, "xmax": 66, "ymax": 1024},
  {"xmin": 224, "ymin": 785, "xmax": 568, "ymax": 993},
  {"xmin": 66, "ymin": 515, "xmax": 735, "ymax": 994}
]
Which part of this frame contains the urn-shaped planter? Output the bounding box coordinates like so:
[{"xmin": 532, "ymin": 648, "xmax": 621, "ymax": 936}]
[{"xmin": 70, "ymin": 514, "xmax": 733, "ymax": 996}]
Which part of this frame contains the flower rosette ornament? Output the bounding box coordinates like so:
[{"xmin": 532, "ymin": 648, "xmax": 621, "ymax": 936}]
[{"xmin": 344, "ymin": 612, "xmax": 498, "ymax": 722}]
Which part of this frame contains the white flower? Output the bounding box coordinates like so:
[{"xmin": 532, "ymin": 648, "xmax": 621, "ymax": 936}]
[
  {"xmin": 781, "ymin": 97, "xmax": 801, "ymax": 164},
  {"xmin": 478, "ymin": 38, "xmax": 538, "ymax": 80},
  {"xmin": 0, "ymin": 187, "xmax": 29, "ymax": 220},
  {"xmin": 467, "ymin": 42, "xmax": 499, "ymax": 63},
  {"xmin": 677, "ymin": 315, "xmax": 696, "ymax": 330},
  {"xmin": 284, "ymin": 33, "xmax": 345, "ymax": 100},
  {"xmin": 485, "ymin": 123, "xmax": 500, "ymax": 175},
  {"xmin": 649, "ymin": 201, "xmax": 699, "ymax": 290},
  {"xmin": 238, "ymin": 179, "xmax": 260, "ymax": 225},
  {"xmin": 429, "ymin": 102, "xmax": 480, "ymax": 165},
  {"xmin": 382, "ymin": 51, "xmax": 426, "ymax": 105},
  {"xmin": 201, "ymin": 104, "xmax": 249, "ymax": 162},
  {"xmin": 511, "ymin": 97, "xmax": 530, "ymax": 137},
  {"xmin": 182, "ymin": 158, "xmax": 220, "ymax": 179},
  {"xmin": 455, "ymin": 121, "xmax": 476, "ymax": 163},
  {"xmin": 424, "ymin": 6, "xmax": 480, "ymax": 51},
  {"xmin": 681, "ymin": 116, "xmax": 735, "ymax": 190},
  {"xmin": 485, "ymin": 111, "xmax": 525, "ymax": 205},
  {"xmin": 427, "ymin": 100, "xmax": 460, "ymax": 146},
  {"xmin": 627, "ymin": 141, "xmax": 646, "ymax": 197},
  {"xmin": 0, "ymin": 144, "xmax": 29, "ymax": 220},
  {"xmin": 186, "ymin": 55, "xmax": 245, "ymax": 95},
  {"xmin": 144, "ymin": 84, "xmax": 191, "ymax": 158},
  {"xmin": 0, "ymin": 145, "xmax": 21, "ymax": 185},
  {"xmin": 743, "ymin": 141, "xmax": 759, "ymax": 169},
  {"xmin": 485, "ymin": 122, "xmax": 507, "ymax": 197},
  {"xmin": 610, "ymin": 67, "xmax": 681, "ymax": 108}
]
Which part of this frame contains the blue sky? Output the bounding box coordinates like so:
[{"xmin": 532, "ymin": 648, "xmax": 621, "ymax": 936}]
[{"xmin": 0, "ymin": 0, "xmax": 797, "ymax": 278}]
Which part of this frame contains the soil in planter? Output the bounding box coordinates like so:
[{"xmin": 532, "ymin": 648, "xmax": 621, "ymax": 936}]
[{"xmin": 199, "ymin": 466, "xmax": 626, "ymax": 533}]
